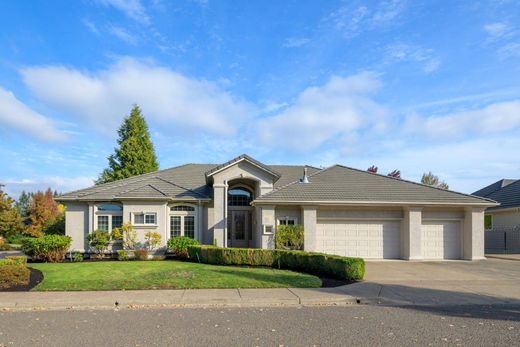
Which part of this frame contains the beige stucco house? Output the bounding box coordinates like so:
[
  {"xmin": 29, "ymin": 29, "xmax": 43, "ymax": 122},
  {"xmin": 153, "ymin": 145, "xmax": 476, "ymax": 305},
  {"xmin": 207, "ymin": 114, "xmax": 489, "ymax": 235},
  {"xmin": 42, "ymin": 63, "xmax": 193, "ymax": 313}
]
[
  {"xmin": 473, "ymin": 179, "xmax": 520, "ymax": 232},
  {"xmin": 58, "ymin": 154, "xmax": 497, "ymax": 260}
]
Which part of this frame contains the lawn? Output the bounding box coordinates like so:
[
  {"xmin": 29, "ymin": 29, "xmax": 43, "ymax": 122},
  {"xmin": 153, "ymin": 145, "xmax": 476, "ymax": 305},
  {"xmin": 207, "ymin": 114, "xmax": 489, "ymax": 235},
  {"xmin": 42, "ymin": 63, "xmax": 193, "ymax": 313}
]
[{"xmin": 29, "ymin": 260, "xmax": 322, "ymax": 291}]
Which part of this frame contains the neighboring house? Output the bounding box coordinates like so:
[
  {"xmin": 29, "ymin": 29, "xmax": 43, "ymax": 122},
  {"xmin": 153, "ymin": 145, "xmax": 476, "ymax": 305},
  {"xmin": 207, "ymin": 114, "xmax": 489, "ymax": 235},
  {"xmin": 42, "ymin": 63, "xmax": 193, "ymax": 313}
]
[
  {"xmin": 57, "ymin": 154, "xmax": 496, "ymax": 260},
  {"xmin": 473, "ymin": 179, "xmax": 520, "ymax": 231}
]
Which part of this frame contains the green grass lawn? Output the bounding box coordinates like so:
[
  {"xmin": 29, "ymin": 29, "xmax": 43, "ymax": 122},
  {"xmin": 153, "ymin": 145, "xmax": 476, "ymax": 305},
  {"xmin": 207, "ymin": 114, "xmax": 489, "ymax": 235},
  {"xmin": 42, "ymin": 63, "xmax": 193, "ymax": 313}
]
[{"xmin": 30, "ymin": 260, "xmax": 321, "ymax": 291}]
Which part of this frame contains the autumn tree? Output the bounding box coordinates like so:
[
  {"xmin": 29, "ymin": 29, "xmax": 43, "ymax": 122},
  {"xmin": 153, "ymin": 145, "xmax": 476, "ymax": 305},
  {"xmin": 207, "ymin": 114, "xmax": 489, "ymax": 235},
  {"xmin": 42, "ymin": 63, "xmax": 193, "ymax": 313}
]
[
  {"xmin": 96, "ymin": 105, "xmax": 159, "ymax": 184},
  {"xmin": 26, "ymin": 189, "xmax": 62, "ymax": 237},
  {"xmin": 0, "ymin": 186, "xmax": 23, "ymax": 238},
  {"xmin": 421, "ymin": 171, "xmax": 449, "ymax": 189}
]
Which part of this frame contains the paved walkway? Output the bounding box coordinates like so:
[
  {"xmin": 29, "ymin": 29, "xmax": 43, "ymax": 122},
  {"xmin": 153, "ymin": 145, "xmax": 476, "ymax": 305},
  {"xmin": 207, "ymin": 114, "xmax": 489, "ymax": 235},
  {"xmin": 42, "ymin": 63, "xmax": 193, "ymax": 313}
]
[{"xmin": 1, "ymin": 259, "xmax": 519, "ymax": 311}]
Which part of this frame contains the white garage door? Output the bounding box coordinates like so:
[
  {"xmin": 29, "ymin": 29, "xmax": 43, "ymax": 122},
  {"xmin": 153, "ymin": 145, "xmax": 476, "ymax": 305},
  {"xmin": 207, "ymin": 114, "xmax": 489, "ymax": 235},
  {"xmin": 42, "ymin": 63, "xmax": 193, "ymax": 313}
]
[
  {"xmin": 421, "ymin": 221, "xmax": 461, "ymax": 259},
  {"xmin": 315, "ymin": 221, "xmax": 401, "ymax": 259}
]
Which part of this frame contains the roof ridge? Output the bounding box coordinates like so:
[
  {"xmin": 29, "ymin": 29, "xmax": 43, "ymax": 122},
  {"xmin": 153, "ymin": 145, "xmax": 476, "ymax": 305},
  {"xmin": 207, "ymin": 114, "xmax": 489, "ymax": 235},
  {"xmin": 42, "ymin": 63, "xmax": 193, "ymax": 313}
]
[
  {"xmin": 256, "ymin": 165, "xmax": 329, "ymax": 199},
  {"xmin": 117, "ymin": 183, "xmax": 168, "ymax": 197},
  {"xmin": 334, "ymin": 164, "xmax": 497, "ymax": 203}
]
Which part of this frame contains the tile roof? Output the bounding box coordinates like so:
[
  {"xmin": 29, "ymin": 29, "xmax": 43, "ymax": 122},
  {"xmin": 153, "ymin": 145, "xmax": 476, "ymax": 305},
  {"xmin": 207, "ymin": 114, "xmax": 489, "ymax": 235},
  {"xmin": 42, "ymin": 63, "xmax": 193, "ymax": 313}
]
[
  {"xmin": 476, "ymin": 179, "xmax": 520, "ymax": 211},
  {"xmin": 254, "ymin": 165, "xmax": 496, "ymax": 206},
  {"xmin": 472, "ymin": 179, "xmax": 518, "ymax": 198},
  {"xmin": 57, "ymin": 163, "xmax": 318, "ymax": 201},
  {"xmin": 204, "ymin": 154, "xmax": 282, "ymax": 181}
]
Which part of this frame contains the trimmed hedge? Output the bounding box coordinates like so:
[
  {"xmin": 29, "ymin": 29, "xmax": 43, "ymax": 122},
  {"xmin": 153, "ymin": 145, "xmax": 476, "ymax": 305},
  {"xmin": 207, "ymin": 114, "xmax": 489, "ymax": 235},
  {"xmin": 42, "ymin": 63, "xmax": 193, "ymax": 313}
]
[
  {"xmin": 186, "ymin": 246, "xmax": 365, "ymax": 281},
  {"xmin": 21, "ymin": 235, "xmax": 72, "ymax": 263},
  {"xmin": 167, "ymin": 236, "xmax": 200, "ymax": 257},
  {"xmin": 0, "ymin": 256, "xmax": 30, "ymax": 289}
]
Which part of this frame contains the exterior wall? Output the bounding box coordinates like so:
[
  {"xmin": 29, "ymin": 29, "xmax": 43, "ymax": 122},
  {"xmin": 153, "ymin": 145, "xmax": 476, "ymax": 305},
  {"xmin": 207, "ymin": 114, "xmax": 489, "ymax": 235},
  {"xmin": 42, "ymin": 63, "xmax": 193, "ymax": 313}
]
[
  {"xmin": 402, "ymin": 207, "xmax": 422, "ymax": 260},
  {"xmin": 259, "ymin": 205, "xmax": 275, "ymax": 249},
  {"xmin": 65, "ymin": 202, "xmax": 89, "ymax": 252},
  {"xmin": 463, "ymin": 207, "xmax": 486, "ymax": 260},
  {"xmin": 203, "ymin": 204, "xmax": 214, "ymax": 245},
  {"xmin": 275, "ymin": 206, "xmax": 302, "ymax": 226},
  {"xmin": 302, "ymin": 206, "xmax": 317, "ymax": 252},
  {"xmin": 122, "ymin": 200, "xmax": 169, "ymax": 247},
  {"xmin": 489, "ymin": 209, "xmax": 520, "ymax": 229},
  {"xmin": 211, "ymin": 160, "xmax": 276, "ymax": 247}
]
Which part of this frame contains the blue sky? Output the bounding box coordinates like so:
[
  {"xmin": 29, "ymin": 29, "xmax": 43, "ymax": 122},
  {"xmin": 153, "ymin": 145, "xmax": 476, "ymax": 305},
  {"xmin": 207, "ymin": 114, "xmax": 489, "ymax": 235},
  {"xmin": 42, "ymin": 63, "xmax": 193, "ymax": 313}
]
[{"xmin": 1, "ymin": 0, "xmax": 520, "ymax": 198}]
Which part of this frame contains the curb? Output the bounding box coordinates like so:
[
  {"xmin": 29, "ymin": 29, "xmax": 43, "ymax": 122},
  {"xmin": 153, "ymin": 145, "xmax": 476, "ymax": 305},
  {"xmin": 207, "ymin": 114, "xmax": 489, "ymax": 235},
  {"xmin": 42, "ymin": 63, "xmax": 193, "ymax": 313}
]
[{"xmin": 486, "ymin": 255, "xmax": 520, "ymax": 262}]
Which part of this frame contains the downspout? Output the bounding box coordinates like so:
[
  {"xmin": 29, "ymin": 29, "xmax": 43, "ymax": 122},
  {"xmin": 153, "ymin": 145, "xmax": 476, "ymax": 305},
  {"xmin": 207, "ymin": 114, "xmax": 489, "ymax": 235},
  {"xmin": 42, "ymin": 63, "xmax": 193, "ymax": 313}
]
[{"xmin": 224, "ymin": 180, "xmax": 228, "ymax": 247}]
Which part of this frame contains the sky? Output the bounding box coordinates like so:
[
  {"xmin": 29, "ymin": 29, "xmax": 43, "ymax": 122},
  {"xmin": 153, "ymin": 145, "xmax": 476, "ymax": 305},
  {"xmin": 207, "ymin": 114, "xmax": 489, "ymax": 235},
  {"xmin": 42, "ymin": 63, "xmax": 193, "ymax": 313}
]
[{"xmin": 1, "ymin": 0, "xmax": 520, "ymax": 198}]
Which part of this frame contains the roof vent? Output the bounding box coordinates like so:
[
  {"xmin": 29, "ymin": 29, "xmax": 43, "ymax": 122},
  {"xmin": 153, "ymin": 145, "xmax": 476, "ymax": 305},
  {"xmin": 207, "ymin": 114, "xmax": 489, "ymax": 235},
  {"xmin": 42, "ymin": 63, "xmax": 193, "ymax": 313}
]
[{"xmin": 300, "ymin": 167, "xmax": 310, "ymax": 183}]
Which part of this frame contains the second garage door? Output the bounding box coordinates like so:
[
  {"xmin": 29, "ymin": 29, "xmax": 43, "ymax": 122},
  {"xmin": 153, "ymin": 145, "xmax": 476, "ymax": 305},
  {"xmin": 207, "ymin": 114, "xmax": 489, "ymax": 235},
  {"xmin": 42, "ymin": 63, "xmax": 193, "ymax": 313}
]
[
  {"xmin": 315, "ymin": 220, "xmax": 401, "ymax": 259},
  {"xmin": 421, "ymin": 221, "xmax": 461, "ymax": 259}
]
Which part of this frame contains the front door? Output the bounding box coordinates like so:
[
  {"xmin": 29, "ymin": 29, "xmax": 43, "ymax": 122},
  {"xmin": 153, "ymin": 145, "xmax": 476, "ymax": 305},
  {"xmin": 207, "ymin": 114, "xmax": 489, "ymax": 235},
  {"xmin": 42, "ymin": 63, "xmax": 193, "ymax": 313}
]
[{"xmin": 228, "ymin": 210, "xmax": 251, "ymax": 248}]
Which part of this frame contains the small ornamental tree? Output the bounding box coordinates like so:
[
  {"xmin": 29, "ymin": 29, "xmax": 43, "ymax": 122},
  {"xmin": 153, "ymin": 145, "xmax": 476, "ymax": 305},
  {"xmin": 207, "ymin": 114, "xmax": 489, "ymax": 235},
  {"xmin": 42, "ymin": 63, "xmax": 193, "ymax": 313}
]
[
  {"xmin": 421, "ymin": 171, "xmax": 449, "ymax": 189},
  {"xmin": 0, "ymin": 189, "xmax": 23, "ymax": 238},
  {"xmin": 96, "ymin": 105, "xmax": 159, "ymax": 184},
  {"xmin": 87, "ymin": 230, "xmax": 110, "ymax": 258},
  {"xmin": 145, "ymin": 231, "xmax": 161, "ymax": 250},
  {"xmin": 367, "ymin": 165, "xmax": 378, "ymax": 173},
  {"xmin": 275, "ymin": 224, "xmax": 304, "ymax": 250}
]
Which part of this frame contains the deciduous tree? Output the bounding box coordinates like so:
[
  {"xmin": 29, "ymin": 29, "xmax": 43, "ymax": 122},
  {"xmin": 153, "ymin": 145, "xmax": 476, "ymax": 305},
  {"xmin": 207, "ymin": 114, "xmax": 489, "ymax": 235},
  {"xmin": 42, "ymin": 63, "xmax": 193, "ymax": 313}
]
[{"xmin": 421, "ymin": 171, "xmax": 449, "ymax": 189}]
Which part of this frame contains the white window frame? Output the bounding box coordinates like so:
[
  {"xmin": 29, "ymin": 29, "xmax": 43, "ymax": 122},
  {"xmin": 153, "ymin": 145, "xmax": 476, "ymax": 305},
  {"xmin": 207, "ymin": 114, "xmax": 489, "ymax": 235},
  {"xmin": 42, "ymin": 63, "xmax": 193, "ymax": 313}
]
[
  {"xmin": 132, "ymin": 212, "xmax": 157, "ymax": 226},
  {"xmin": 277, "ymin": 216, "xmax": 298, "ymax": 226},
  {"xmin": 94, "ymin": 204, "xmax": 123, "ymax": 232},
  {"xmin": 169, "ymin": 204, "xmax": 197, "ymax": 239}
]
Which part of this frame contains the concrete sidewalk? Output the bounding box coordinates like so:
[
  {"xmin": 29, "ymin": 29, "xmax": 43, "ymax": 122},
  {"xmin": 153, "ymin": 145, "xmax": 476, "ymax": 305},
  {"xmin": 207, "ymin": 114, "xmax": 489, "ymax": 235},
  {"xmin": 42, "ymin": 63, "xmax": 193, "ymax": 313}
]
[{"xmin": 0, "ymin": 287, "xmax": 356, "ymax": 311}]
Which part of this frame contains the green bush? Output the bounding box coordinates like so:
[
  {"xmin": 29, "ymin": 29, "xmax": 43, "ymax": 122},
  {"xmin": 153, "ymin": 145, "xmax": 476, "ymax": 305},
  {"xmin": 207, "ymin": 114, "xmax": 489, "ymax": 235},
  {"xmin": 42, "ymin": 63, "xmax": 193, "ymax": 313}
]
[
  {"xmin": 0, "ymin": 238, "xmax": 11, "ymax": 251},
  {"xmin": 167, "ymin": 236, "xmax": 200, "ymax": 258},
  {"xmin": 117, "ymin": 249, "xmax": 129, "ymax": 261},
  {"xmin": 275, "ymin": 224, "xmax": 304, "ymax": 250},
  {"xmin": 72, "ymin": 252, "xmax": 83, "ymax": 262},
  {"xmin": 6, "ymin": 232, "xmax": 25, "ymax": 245},
  {"xmin": 0, "ymin": 263, "xmax": 30, "ymax": 289},
  {"xmin": 187, "ymin": 246, "xmax": 365, "ymax": 281},
  {"xmin": 134, "ymin": 249, "xmax": 149, "ymax": 261},
  {"xmin": 0, "ymin": 255, "xmax": 27, "ymax": 266},
  {"xmin": 21, "ymin": 235, "xmax": 72, "ymax": 263},
  {"xmin": 87, "ymin": 230, "xmax": 110, "ymax": 257}
]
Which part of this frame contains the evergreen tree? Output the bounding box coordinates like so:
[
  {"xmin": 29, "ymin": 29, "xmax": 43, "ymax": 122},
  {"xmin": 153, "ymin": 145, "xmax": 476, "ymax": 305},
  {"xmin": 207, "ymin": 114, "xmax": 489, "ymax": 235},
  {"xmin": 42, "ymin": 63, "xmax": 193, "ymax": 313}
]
[
  {"xmin": 0, "ymin": 187, "xmax": 23, "ymax": 238},
  {"xmin": 15, "ymin": 190, "xmax": 33, "ymax": 218},
  {"xmin": 96, "ymin": 105, "xmax": 159, "ymax": 184},
  {"xmin": 421, "ymin": 171, "xmax": 449, "ymax": 189}
]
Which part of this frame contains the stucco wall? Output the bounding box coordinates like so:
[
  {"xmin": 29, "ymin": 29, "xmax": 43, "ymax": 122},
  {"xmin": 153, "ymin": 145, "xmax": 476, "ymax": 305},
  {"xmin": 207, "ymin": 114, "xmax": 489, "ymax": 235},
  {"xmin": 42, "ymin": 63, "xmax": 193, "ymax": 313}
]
[
  {"xmin": 64, "ymin": 202, "xmax": 89, "ymax": 252},
  {"xmin": 489, "ymin": 209, "xmax": 520, "ymax": 229},
  {"xmin": 122, "ymin": 200, "xmax": 168, "ymax": 247},
  {"xmin": 275, "ymin": 206, "xmax": 302, "ymax": 226}
]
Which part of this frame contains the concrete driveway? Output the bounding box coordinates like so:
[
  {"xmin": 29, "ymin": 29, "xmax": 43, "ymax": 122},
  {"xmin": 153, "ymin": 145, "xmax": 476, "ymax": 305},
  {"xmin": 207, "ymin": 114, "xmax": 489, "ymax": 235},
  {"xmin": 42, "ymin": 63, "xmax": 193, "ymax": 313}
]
[{"xmin": 338, "ymin": 259, "xmax": 520, "ymax": 305}]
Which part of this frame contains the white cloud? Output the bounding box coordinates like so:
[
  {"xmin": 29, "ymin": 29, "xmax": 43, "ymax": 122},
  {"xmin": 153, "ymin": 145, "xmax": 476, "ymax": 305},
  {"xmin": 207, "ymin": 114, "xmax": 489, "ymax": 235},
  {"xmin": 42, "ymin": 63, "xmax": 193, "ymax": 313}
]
[
  {"xmin": 327, "ymin": 0, "xmax": 406, "ymax": 38},
  {"xmin": 257, "ymin": 72, "xmax": 389, "ymax": 151},
  {"xmin": 108, "ymin": 25, "xmax": 138, "ymax": 45},
  {"xmin": 97, "ymin": 0, "xmax": 149, "ymax": 24},
  {"xmin": 1, "ymin": 176, "xmax": 94, "ymax": 198},
  {"xmin": 20, "ymin": 58, "xmax": 256, "ymax": 137},
  {"xmin": 283, "ymin": 37, "xmax": 310, "ymax": 48},
  {"xmin": 0, "ymin": 87, "xmax": 67, "ymax": 142},
  {"xmin": 82, "ymin": 18, "xmax": 99, "ymax": 34},
  {"xmin": 385, "ymin": 43, "xmax": 441, "ymax": 72},
  {"xmin": 403, "ymin": 100, "xmax": 520, "ymax": 138},
  {"xmin": 498, "ymin": 42, "xmax": 520, "ymax": 58},
  {"xmin": 484, "ymin": 22, "xmax": 514, "ymax": 41}
]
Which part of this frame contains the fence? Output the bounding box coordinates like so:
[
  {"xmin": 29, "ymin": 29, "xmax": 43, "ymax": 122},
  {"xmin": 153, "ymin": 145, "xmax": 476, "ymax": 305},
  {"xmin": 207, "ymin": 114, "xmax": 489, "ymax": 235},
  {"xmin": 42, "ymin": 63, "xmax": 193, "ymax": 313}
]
[{"xmin": 485, "ymin": 226, "xmax": 520, "ymax": 254}]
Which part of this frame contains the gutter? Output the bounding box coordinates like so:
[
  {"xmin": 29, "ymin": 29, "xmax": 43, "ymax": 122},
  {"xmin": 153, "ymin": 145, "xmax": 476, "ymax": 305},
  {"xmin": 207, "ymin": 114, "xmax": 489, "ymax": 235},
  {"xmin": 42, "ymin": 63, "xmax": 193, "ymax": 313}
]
[{"xmin": 251, "ymin": 200, "xmax": 499, "ymax": 208}]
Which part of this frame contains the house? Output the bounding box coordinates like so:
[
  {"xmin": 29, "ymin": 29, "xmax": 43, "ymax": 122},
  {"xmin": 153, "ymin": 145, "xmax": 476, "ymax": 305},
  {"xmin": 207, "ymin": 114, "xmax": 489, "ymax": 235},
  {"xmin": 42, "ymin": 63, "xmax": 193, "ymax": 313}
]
[
  {"xmin": 473, "ymin": 179, "xmax": 520, "ymax": 231},
  {"xmin": 57, "ymin": 154, "xmax": 497, "ymax": 260}
]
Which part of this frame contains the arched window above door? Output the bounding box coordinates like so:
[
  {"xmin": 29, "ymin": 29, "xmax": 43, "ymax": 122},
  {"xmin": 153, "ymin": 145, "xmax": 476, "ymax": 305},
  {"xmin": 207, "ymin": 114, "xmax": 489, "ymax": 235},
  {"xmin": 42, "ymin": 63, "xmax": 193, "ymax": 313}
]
[{"xmin": 228, "ymin": 187, "xmax": 253, "ymax": 206}]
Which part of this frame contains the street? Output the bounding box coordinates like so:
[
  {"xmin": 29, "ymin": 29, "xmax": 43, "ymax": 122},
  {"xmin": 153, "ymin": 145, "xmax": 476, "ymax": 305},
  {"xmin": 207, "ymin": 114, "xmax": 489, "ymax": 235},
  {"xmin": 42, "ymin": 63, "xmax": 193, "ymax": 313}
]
[{"xmin": 1, "ymin": 304, "xmax": 519, "ymax": 346}]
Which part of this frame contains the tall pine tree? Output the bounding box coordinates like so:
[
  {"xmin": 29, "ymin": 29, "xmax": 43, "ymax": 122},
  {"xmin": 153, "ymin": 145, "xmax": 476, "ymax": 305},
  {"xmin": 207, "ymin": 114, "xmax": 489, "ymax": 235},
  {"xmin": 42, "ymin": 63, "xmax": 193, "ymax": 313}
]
[{"xmin": 97, "ymin": 105, "xmax": 159, "ymax": 184}]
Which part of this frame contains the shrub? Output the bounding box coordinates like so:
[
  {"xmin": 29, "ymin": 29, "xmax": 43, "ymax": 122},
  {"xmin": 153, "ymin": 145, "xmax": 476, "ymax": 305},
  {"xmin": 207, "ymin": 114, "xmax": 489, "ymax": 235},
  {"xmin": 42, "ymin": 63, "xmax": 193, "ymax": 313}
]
[
  {"xmin": 275, "ymin": 224, "xmax": 304, "ymax": 250},
  {"xmin": 134, "ymin": 249, "xmax": 149, "ymax": 261},
  {"xmin": 0, "ymin": 263, "xmax": 30, "ymax": 289},
  {"xmin": 87, "ymin": 230, "xmax": 110, "ymax": 258},
  {"xmin": 72, "ymin": 252, "xmax": 83, "ymax": 262},
  {"xmin": 145, "ymin": 231, "xmax": 161, "ymax": 250},
  {"xmin": 21, "ymin": 235, "xmax": 72, "ymax": 263},
  {"xmin": 6, "ymin": 232, "xmax": 25, "ymax": 245},
  {"xmin": 0, "ymin": 255, "xmax": 27, "ymax": 265},
  {"xmin": 186, "ymin": 245, "xmax": 365, "ymax": 281},
  {"xmin": 167, "ymin": 236, "xmax": 200, "ymax": 258},
  {"xmin": 117, "ymin": 223, "xmax": 137, "ymax": 250},
  {"xmin": 0, "ymin": 238, "xmax": 11, "ymax": 251},
  {"xmin": 117, "ymin": 249, "xmax": 129, "ymax": 261}
]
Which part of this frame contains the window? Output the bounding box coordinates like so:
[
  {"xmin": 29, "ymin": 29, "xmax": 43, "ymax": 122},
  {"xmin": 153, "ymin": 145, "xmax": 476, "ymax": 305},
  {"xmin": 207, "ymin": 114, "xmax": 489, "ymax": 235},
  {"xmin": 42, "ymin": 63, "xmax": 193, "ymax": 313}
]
[
  {"xmin": 133, "ymin": 213, "xmax": 157, "ymax": 225},
  {"xmin": 170, "ymin": 216, "xmax": 181, "ymax": 237},
  {"xmin": 278, "ymin": 217, "xmax": 297, "ymax": 226},
  {"xmin": 228, "ymin": 187, "xmax": 253, "ymax": 206},
  {"xmin": 170, "ymin": 205, "xmax": 197, "ymax": 239},
  {"xmin": 97, "ymin": 203, "xmax": 123, "ymax": 212},
  {"xmin": 97, "ymin": 215, "xmax": 109, "ymax": 231},
  {"xmin": 484, "ymin": 215, "xmax": 493, "ymax": 230},
  {"xmin": 171, "ymin": 205, "xmax": 195, "ymax": 211},
  {"xmin": 112, "ymin": 215, "xmax": 123, "ymax": 230}
]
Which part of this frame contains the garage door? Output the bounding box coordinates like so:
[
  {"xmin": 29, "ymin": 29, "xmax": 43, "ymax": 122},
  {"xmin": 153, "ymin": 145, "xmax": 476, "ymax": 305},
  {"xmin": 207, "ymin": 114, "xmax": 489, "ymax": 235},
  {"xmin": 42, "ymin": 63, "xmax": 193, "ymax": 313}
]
[
  {"xmin": 315, "ymin": 221, "xmax": 401, "ymax": 259},
  {"xmin": 421, "ymin": 221, "xmax": 461, "ymax": 259}
]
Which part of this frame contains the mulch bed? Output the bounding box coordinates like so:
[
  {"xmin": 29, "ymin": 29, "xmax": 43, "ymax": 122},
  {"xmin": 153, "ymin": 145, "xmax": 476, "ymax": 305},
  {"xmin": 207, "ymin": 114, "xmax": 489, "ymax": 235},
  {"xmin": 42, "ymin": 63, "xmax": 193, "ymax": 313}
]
[{"xmin": 0, "ymin": 268, "xmax": 43, "ymax": 292}]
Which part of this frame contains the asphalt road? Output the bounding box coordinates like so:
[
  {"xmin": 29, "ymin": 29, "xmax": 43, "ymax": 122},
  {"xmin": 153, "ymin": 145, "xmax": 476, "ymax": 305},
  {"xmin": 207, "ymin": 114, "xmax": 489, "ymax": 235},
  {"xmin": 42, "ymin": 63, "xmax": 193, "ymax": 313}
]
[{"xmin": 1, "ymin": 305, "xmax": 519, "ymax": 346}]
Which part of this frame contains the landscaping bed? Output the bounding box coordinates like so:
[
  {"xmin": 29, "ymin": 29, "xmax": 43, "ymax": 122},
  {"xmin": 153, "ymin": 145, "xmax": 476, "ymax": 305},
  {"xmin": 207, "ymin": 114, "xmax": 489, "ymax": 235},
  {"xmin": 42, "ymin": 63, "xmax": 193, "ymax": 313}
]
[{"xmin": 27, "ymin": 260, "xmax": 322, "ymax": 291}]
